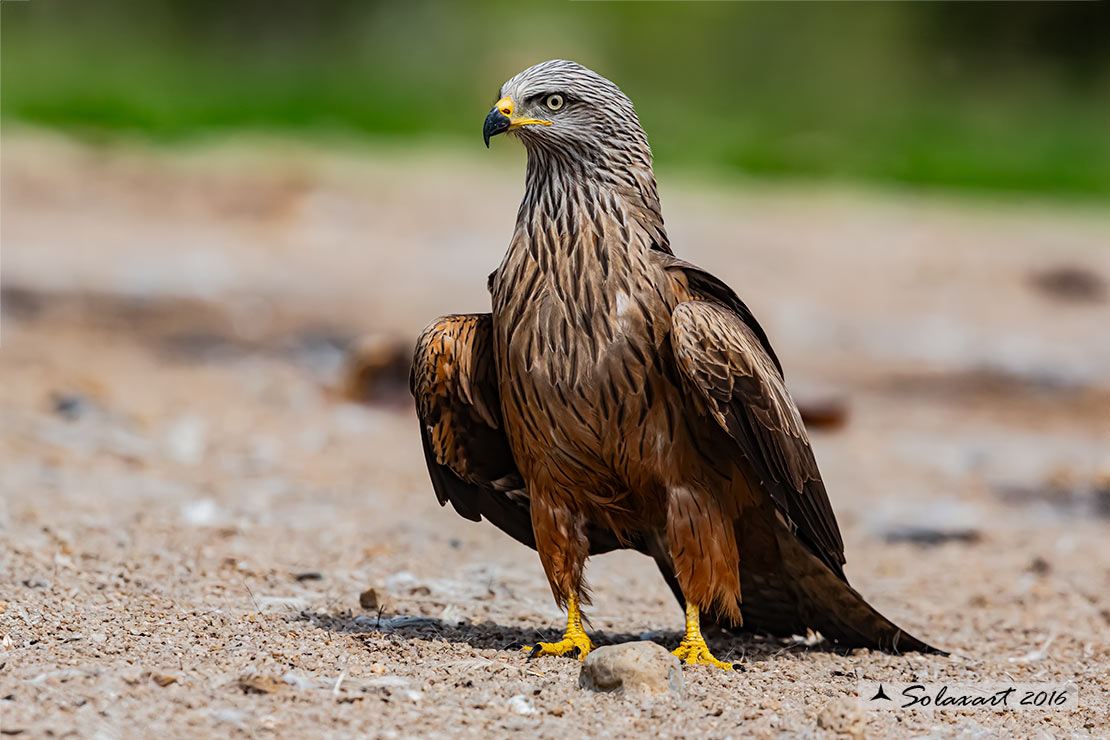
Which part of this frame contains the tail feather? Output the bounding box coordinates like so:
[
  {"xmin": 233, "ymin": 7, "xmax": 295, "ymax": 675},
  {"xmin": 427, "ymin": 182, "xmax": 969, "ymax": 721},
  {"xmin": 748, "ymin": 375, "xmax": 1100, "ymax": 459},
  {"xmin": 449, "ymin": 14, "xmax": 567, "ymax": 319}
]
[
  {"xmin": 755, "ymin": 522, "xmax": 943, "ymax": 653},
  {"xmin": 650, "ymin": 509, "xmax": 944, "ymax": 655}
]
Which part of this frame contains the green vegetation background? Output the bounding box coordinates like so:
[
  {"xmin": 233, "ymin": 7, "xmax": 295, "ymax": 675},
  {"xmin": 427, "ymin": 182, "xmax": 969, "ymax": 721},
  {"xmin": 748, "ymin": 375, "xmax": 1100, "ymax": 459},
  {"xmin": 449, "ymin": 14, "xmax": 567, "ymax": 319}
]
[{"xmin": 4, "ymin": 0, "xmax": 1109, "ymax": 197}]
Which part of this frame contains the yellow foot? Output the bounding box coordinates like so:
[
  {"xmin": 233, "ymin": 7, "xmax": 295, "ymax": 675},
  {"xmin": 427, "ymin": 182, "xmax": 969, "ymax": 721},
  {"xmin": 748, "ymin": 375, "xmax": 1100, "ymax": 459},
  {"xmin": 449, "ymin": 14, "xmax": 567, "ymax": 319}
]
[
  {"xmin": 521, "ymin": 594, "xmax": 592, "ymax": 661},
  {"xmin": 672, "ymin": 637, "xmax": 734, "ymax": 670},
  {"xmin": 672, "ymin": 601, "xmax": 734, "ymax": 670},
  {"xmin": 522, "ymin": 630, "xmax": 593, "ymax": 661}
]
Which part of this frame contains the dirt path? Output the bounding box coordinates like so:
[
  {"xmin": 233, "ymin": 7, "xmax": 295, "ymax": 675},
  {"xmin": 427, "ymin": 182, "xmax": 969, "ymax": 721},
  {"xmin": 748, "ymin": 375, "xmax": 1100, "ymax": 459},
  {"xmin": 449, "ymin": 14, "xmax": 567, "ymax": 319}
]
[{"xmin": 2, "ymin": 131, "xmax": 1109, "ymax": 738}]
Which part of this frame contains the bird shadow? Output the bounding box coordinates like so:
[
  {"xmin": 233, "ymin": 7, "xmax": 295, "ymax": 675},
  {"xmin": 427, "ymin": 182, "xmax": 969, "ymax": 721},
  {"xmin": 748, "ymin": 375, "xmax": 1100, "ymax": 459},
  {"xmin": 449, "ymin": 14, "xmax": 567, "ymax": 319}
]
[{"xmin": 291, "ymin": 609, "xmax": 831, "ymax": 666}]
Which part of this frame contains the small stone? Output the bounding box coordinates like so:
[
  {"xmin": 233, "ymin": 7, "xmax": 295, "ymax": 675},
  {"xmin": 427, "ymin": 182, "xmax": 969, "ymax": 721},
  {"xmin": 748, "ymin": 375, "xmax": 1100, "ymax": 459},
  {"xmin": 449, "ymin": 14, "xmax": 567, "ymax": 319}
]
[
  {"xmin": 1028, "ymin": 556, "xmax": 1051, "ymax": 576},
  {"xmin": 817, "ymin": 696, "xmax": 865, "ymax": 739},
  {"xmin": 151, "ymin": 673, "xmax": 178, "ymax": 687},
  {"xmin": 578, "ymin": 641, "xmax": 685, "ymax": 697},
  {"xmin": 181, "ymin": 498, "xmax": 221, "ymax": 527},
  {"xmin": 51, "ymin": 392, "xmax": 88, "ymax": 421},
  {"xmin": 359, "ymin": 587, "xmax": 393, "ymax": 612},
  {"xmin": 238, "ymin": 673, "xmax": 285, "ymax": 694},
  {"xmin": 507, "ymin": 694, "xmax": 535, "ymax": 715}
]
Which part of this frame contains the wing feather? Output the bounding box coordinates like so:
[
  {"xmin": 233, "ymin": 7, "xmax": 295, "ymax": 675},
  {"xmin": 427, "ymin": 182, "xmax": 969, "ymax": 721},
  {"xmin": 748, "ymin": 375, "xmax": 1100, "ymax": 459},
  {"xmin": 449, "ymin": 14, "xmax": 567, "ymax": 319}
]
[
  {"xmin": 410, "ymin": 313, "xmax": 627, "ymax": 555},
  {"xmin": 410, "ymin": 314, "xmax": 533, "ymax": 546},
  {"xmin": 669, "ymin": 296, "xmax": 847, "ymax": 579}
]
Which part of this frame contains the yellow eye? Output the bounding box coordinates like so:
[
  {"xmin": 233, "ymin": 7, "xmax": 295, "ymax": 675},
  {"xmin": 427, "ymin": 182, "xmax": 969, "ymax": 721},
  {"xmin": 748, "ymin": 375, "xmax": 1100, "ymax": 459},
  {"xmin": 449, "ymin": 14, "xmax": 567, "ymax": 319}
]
[{"xmin": 545, "ymin": 94, "xmax": 564, "ymax": 111}]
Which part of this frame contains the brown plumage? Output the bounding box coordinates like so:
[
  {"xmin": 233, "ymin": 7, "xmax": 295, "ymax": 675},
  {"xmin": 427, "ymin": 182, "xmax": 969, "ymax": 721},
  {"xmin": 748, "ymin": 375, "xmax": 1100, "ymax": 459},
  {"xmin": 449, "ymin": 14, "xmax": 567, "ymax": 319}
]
[{"xmin": 412, "ymin": 60, "xmax": 941, "ymax": 657}]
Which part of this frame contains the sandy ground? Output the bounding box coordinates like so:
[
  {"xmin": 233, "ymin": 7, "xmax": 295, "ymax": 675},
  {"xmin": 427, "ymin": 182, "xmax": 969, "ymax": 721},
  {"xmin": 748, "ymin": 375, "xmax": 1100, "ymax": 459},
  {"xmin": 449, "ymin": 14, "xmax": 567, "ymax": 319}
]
[{"xmin": 2, "ymin": 130, "xmax": 1109, "ymax": 739}]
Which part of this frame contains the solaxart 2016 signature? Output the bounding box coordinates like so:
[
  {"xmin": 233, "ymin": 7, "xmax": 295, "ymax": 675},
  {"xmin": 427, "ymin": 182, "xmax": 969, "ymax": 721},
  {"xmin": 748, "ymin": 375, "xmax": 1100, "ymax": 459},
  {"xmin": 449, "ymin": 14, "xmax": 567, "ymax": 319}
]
[{"xmin": 859, "ymin": 682, "xmax": 1079, "ymax": 712}]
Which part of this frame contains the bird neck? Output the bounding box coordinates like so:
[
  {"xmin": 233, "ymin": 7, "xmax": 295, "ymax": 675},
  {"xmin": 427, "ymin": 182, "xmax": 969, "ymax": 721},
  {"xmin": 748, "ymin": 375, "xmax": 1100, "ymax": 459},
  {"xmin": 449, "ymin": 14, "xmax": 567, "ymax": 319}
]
[{"xmin": 518, "ymin": 146, "xmax": 669, "ymax": 258}]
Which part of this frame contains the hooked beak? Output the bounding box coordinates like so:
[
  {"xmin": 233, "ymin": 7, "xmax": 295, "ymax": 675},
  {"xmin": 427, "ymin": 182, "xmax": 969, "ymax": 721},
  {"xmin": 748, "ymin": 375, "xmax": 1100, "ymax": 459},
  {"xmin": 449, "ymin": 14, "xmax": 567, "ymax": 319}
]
[{"xmin": 483, "ymin": 96, "xmax": 551, "ymax": 148}]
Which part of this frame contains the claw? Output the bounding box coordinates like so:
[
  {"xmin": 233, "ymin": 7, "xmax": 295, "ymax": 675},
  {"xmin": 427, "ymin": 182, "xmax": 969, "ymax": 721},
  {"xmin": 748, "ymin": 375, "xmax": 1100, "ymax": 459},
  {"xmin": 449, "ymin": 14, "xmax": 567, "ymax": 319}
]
[
  {"xmin": 519, "ymin": 594, "xmax": 593, "ymax": 661},
  {"xmin": 672, "ymin": 602, "xmax": 733, "ymax": 670},
  {"xmin": 521, "ymin": 633, "xmax": 592, "ymax": 661},
  {"xmin": 672, "ymin": 638, "xmax": 734, "ymax": 670}
]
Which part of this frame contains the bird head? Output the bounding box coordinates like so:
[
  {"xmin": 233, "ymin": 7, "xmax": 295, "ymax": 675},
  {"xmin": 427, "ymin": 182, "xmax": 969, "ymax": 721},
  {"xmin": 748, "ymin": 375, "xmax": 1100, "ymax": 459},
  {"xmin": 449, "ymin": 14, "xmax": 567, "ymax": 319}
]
[{"xmin": 483, "ymin": 60, "xmax": 647, "ymax": 158}]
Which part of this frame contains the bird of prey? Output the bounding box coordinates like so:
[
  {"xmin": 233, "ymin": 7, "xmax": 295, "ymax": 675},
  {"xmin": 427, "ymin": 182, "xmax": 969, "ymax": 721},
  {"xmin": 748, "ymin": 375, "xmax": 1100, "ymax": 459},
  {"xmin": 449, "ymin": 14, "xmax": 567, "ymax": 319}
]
[{"xmin": 411, "ymin": 60, "xmax": 940, "ymax": 668}]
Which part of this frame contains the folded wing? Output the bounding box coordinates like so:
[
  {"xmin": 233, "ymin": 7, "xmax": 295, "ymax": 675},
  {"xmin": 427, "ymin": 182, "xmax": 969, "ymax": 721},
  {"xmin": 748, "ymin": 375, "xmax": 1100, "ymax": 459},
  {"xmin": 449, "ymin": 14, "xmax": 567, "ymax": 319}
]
[
  {"xmin": 410, "ymin": 314, "xmax": 535, "ymax": 547},
  {"xmin": 662, "ymin": 262, "xmax": 846, "ymax": 578},
  {"xmin": 410, "ymin": 313, "xmax": 626, "ymax": 554}
]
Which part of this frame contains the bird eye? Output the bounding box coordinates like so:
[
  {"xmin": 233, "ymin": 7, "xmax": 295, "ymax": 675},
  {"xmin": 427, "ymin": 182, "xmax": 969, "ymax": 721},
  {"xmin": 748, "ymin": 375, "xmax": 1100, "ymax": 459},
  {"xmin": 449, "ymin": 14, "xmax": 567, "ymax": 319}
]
[{"xmin": 545, "ymin": 94, "xmax": 564, "ymax": 111}]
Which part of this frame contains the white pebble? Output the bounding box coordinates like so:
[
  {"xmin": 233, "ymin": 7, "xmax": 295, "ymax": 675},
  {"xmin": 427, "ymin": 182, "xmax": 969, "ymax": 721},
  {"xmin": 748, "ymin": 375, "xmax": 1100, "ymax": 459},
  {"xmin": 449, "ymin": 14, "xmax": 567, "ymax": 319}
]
[
  {"xmin": 166, "ymin": 415, "xmax": 207, "ymax": 465},
  {"xmin": 507, "ymin": 694, "xmax": 535, "ymax": 715}
]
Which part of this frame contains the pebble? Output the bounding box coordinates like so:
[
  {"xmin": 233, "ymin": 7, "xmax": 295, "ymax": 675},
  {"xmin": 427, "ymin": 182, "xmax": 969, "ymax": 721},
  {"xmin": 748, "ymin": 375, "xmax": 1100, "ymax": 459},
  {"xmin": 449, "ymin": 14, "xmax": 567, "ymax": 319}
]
[
  {"xmin": 181, "ymin": 498, "xmax": 221, "ymax": 526},
  {"xmin": 507, "ymin": 694, "xmax": 535, "ymax": 715},
  {"xmin": 166, "ymin": 415, "xmax": 208, "ymax": 465},
  {"xmin": 578, "ymin": 641, "xmax": 685, "ymax": 698},
  {"xmin": 238, "ymin": 673, "xmax": 286, "ymax": 694},
  {"xmin": 51, "ymin": 392, "xmax": 89, "ymax": 421},
  {"xmin": 816, "ymin": 696, "xmax": 865, "ymax": 739},
  {"xmin": 359, "ymin": 587, "xmax": 393, "ymax": 612}
]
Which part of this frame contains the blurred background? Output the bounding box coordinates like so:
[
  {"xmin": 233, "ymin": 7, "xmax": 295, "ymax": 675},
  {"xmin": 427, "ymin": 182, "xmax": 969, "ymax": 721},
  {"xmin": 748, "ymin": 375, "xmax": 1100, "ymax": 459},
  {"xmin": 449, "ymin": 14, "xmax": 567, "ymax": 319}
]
[
  {"xmin": 2, "ymin": 3, "xmax": 1109, "ymax": 736},
  {"xmin": 5, "ymin": 0, "xmax": 1110, "ymax": 195}
]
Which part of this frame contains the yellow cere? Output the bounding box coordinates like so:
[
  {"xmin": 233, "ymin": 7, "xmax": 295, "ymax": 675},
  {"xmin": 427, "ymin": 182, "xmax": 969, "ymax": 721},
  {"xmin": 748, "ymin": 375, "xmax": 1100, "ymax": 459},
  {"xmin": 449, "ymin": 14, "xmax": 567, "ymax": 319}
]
[{"xmin": 496, "ymin": 95, "xmax": 552, "ymax": 130}]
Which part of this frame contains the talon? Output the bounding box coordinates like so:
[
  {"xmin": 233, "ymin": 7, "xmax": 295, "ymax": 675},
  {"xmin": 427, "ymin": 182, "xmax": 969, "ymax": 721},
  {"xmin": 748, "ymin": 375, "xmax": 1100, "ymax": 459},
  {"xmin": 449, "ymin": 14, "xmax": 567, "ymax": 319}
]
[
  {"xmin": 519, "ymin": 595, "xmax": 593, "ymax": 661},
  {"xmin": 521, "ymin": 634, "xmax": 592, "ymax": 661},
  {"xmin": 673, "ymin": 639, "xmax": 734, "ymax": 670},
  {"xmin": 672, "ymin": 602, "xmax": 733, "ymax": 670}
]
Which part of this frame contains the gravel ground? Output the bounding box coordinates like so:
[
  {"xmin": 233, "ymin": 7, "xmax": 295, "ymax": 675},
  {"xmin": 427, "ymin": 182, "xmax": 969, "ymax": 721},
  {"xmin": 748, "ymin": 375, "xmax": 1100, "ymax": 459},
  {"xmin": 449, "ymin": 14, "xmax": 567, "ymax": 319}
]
[{"xmin": 2, "ymin": 131, "xmax": 1109, "ymax": 739}]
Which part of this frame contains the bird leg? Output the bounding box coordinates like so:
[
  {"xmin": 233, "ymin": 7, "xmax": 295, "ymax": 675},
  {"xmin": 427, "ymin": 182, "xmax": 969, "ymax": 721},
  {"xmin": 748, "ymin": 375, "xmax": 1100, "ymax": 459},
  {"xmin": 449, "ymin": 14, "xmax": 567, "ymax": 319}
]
[
  {"xmin": 522, "ymin": 594, "xmax": 592, "ymax": 660},
  {"xmin": 672, "ymin": 601, "xmax": 733, "ymax": 670}
]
